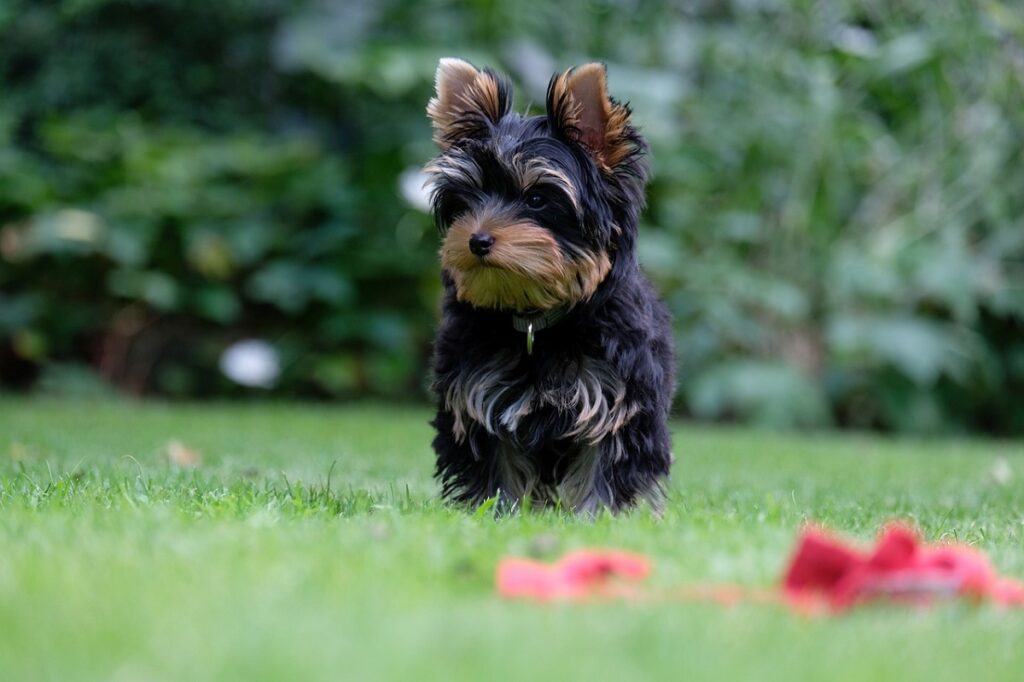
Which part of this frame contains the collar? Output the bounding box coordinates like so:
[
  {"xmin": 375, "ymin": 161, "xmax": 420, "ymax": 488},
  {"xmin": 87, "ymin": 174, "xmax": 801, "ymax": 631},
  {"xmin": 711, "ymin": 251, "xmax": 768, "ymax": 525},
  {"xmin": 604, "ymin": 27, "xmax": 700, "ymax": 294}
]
[{"xmin": 511, "ymin": 304, "xmax": 573, "ymax": 355}]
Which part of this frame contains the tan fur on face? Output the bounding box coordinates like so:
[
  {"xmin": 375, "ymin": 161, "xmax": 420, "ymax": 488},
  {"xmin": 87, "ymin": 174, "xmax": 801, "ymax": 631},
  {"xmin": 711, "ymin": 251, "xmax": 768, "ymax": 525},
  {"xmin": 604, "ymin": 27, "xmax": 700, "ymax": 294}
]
[
  {"xmin": 440, "ymin": 208, "xmax": 611, "ymax": 312},
  {"xmin": 548, "ymin": 63, "xmax": 634, "ymax": 171},
  {"xmin": 427, "ymin": 58, "xmax": 509, "ymax": 149}
]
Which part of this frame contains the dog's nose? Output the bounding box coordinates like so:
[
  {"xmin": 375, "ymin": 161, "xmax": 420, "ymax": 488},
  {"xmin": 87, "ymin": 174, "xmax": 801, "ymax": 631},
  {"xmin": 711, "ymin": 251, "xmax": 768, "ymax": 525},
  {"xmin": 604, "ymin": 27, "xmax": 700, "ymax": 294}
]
[{"xmin": 468, "ymin": 232, "xmax": 495, "ymax": 257}]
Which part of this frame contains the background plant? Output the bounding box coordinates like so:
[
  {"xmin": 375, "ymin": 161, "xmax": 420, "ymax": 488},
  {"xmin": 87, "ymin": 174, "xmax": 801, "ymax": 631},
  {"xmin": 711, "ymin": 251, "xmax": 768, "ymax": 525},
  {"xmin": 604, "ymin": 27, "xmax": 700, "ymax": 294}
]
[{"xmin": 1, "ymin": 0, "xmax": 1022, "ymax": 433}]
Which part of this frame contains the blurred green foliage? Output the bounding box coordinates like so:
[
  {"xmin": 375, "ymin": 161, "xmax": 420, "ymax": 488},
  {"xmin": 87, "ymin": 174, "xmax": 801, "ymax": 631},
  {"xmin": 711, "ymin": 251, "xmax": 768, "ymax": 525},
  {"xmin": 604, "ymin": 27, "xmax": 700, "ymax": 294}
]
[{"xmin": 1, "ymin": 0, "xmax": 1022, "ymax": 433}]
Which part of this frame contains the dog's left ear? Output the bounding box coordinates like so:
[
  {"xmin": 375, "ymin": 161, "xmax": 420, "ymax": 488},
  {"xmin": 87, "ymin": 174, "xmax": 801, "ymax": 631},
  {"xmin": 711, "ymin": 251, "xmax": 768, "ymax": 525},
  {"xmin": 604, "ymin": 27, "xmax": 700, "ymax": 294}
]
[{"xmin": 546, "ymin": 63, "xmax": 636, "ymax": 171}]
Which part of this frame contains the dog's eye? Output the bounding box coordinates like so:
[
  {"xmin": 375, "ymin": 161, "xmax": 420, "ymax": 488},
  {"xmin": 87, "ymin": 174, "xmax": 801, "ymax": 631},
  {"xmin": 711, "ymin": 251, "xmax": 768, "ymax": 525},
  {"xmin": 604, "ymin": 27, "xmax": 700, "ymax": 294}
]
[{"xmin": 525, "ymin": 192, "xmax": 547, "ymax": 210}]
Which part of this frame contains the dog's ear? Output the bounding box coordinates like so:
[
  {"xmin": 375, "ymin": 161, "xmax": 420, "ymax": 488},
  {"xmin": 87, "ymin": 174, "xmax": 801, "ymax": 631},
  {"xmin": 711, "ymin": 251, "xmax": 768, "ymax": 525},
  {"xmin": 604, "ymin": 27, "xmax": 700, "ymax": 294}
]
[
  {"xmin": 427, "ymin": 58, "xmax": 512, "ymax": 149},
  {"xmin": 546, "ymin": 63, "xmax": 636, "ymax": 171}
]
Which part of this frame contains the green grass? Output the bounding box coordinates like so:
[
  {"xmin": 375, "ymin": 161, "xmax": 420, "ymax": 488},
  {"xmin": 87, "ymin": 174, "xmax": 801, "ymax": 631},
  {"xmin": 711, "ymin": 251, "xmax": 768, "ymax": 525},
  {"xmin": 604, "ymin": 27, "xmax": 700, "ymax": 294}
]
[{"xmin": 2, "ymin": 398, "xmax": 1023, "ymax": 682}]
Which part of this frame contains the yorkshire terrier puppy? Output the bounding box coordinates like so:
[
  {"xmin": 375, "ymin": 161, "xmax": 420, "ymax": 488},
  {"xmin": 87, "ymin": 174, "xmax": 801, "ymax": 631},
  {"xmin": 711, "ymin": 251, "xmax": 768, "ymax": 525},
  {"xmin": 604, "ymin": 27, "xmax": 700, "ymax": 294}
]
[{"xmin": 426, "ymin": 58, "xmax": 674, "ymax": 514}]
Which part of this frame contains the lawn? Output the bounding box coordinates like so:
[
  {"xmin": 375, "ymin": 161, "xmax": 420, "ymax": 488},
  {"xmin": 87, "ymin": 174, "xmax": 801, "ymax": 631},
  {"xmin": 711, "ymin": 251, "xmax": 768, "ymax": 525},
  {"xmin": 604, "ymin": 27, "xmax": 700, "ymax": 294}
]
[{"xmin": 2, "ymin": 398, "xmax": 1023, "ymax": 682}]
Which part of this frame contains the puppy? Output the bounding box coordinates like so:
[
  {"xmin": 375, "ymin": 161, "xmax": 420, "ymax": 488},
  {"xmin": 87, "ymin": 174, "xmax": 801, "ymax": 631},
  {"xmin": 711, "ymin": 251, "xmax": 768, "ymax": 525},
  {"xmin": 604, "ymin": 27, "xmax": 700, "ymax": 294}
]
[{"xmin": 425, "ymin": 59, "xmax": 674, "ymax": 514}]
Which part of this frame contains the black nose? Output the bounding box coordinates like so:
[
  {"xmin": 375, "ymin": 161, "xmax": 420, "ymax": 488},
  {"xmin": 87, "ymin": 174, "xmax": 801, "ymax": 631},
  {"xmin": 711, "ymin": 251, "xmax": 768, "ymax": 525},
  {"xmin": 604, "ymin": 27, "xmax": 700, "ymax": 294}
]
[{"xmin": 468, "ymin": 232, "xmax": 494, "ymax": 257}]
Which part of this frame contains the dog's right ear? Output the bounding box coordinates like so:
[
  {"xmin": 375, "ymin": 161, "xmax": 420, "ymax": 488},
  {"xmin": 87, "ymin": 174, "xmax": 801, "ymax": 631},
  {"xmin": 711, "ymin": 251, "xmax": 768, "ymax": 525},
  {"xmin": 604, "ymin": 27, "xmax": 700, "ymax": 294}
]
[{"xmin": 427, "ymin": 58, "xmax": 512, "ymax": 149}]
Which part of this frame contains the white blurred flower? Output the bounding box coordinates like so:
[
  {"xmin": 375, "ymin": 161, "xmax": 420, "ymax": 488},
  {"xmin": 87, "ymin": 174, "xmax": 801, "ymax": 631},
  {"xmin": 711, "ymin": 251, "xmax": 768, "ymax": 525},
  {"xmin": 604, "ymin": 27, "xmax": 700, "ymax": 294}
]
[
  {"xmin": 398, "ymin": 167, "xmax": 433, "ymax": 213},
  {"xmin": 219, "ymin": 339, "xmax": 280, "ymax": 388}
]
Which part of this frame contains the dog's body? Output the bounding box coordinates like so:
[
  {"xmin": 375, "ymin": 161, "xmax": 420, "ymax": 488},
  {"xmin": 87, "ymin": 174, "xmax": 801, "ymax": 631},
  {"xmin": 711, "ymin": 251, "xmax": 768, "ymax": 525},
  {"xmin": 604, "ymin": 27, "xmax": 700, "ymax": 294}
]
[{"xmin": 426, "ymin": 59, "xmax": 674, "ymax": 513}]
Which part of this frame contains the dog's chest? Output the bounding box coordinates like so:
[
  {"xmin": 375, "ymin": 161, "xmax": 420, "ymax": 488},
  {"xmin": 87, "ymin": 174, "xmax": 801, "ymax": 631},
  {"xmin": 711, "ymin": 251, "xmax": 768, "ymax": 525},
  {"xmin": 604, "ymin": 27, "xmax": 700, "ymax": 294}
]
[{"xmin": 443, "ymin": 352, "xmax": 638, "ymax": 446}]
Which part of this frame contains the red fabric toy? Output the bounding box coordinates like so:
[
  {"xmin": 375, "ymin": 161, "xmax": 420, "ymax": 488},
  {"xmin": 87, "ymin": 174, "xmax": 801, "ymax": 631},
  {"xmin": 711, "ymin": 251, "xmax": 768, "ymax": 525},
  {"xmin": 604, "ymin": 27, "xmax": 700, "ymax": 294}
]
[
  {"xmin": 495, "ymin": 523, "xmax": 1024, "ymax": 611},
  {"xmin": 497, "ymin": 550, "xmax": 651, "ymax": 601},
  {"xmin": 782, "ymin": 523, "xmax": 1024, "ymax": 610}
]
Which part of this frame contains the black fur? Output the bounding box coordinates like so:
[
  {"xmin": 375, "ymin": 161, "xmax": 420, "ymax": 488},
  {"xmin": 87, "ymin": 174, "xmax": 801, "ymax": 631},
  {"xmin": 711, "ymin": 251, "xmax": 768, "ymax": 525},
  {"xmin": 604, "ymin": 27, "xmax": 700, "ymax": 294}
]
[{"xmin": 427, "ymin": 63, "xmax": 675, "ymax": 514}]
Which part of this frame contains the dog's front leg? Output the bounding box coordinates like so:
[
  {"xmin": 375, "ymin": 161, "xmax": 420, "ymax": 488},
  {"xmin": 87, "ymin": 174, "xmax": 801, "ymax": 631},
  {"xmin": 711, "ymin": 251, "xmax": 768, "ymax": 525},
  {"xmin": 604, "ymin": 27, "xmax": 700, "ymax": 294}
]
[
  {"xmin": 600, "ymin": 408, "xmax": 673, "ymax": 513},
  {"xmin": 432, "ymin": 407, "xmax": 497, "ymax": 506},
  {"xmin": 558, "ymin": 408, "xmax": 672, "ymax": 515},
  {"xmin": 432, "ymin": 408, "xmax": 540, "ymax": 510}
]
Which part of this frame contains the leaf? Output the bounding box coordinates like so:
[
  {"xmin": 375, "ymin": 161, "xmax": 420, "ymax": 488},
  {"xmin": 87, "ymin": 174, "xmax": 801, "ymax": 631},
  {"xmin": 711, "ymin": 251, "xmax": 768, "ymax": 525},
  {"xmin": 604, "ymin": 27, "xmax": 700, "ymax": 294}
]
[
  {"xmin": 688, "ymin": 360, "xmax": 831, "ymax": 428},
  {"xmin": 107, "ymin": 270, "xmax": 182, "ymax": 311},
  {"xmin": 826, "ymin": 314, "xmax": 975, "ymax": 385},
  {"xmin": 473, "ymin": 496, "xmax": 499, "ymax": 519},
  {"xmin": 246, "ymin": 261, "xmax": 353, "ymax": 314},
  {"xmin": 193, "ymin": 286, "xmax": 241, "ymax": 325}
]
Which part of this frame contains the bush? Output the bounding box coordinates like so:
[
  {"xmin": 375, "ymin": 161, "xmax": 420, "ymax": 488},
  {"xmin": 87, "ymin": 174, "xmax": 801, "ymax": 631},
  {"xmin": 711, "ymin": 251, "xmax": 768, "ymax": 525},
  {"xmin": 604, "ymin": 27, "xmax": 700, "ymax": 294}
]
[{"xmin": 1, "ymin": 0, "xmax": 1022, "ymax": 433}]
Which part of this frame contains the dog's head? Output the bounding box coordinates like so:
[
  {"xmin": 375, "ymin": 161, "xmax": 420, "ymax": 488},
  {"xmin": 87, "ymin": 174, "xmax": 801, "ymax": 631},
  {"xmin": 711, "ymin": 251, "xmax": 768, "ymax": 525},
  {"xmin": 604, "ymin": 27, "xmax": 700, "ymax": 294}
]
[{"xmin": 425, "ymin": 59, "xmax": 648, "ymax": 312}]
